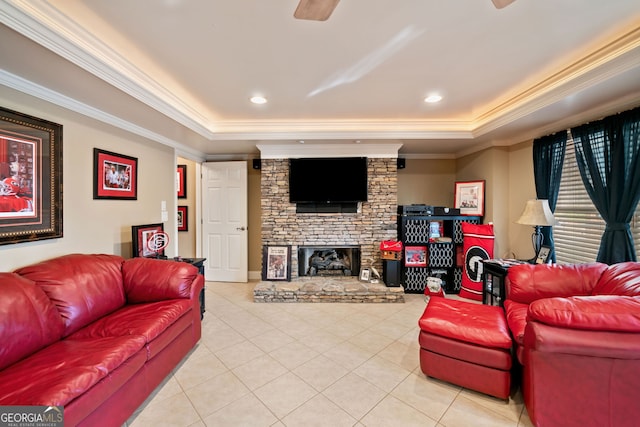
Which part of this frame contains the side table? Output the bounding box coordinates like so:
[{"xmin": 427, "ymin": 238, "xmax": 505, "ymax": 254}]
[
  {"xmin": 175, "ymin": 257, "xmax": 206, "ymax": 319},
  {"xmin": 481, "ymin": 259, "xmax": 529, "ymax": 307}
]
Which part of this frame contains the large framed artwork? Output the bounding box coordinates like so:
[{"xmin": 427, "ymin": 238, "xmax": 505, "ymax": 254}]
[
  {"xmin": 262, "ymin": 245, "xmax": 291, "ymax": 281},
  {"xmin": 93, "ymin": 148, "xmax": 138, "ymax": 200},
  {"xmin": 177, "ymin": 164, "xmax": 187, "ymax": 199},
  {"xmin": 454, "ymin": 180, "xmax": 485, "ymax": 216},
  {"xmin": 0, "ymin": 107, "xmax": 63, "ymax": 246},
  {"xmin": 131, "ymin": 223, "xmax": 168, "ymax": 258}
]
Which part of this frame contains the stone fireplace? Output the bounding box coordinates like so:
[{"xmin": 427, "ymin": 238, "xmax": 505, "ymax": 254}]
[
  {"xmin": 259, "ymin": 152, "xmax": 399, "ymax": 281},
  {"xmin": 298, "ymin": 245, "xmax": 361, "ymax": 277}
]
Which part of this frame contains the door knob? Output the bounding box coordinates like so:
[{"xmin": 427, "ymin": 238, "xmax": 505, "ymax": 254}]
[{"xmin": 236, "ymin": 226, "xmax": 246, "ymax": 231}]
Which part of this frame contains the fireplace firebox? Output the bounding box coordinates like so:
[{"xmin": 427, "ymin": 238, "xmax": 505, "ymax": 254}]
[{"xmin": 298, "ymin": 246, "xmax": 361, "ymax": 277}]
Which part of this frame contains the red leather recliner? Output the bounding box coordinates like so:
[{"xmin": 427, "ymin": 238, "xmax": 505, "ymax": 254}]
[{"xmin": 505, "ymin": 262, "xmax": 640, "ymax": 427}]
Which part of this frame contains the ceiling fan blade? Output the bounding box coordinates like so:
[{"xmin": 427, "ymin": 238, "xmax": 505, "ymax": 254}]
[
  {"xmin": 294, "ymin": 0, "xmax": 340, "ymax": 21},
  {"xmin": 492, "ymin": 0, "xmax": 516, "ymax": 9}
]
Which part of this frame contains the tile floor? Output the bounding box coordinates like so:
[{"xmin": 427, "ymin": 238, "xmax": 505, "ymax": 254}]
[{"xmin": 125, "ymin": 282, "xmax": 534, "ymax": 427}]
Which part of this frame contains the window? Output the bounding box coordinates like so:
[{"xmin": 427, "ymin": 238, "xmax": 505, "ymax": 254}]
[{"xmin": 554, "ymin": 137, "xmax": 640, "ymax": 263}]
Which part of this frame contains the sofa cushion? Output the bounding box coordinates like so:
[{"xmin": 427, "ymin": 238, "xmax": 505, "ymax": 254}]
[
  {"xmin": 69, "ymin": 299, "xmax": 193, "ymax": 359},
  {"xmin": 15, "ymin": 254, "xmax": 126, "ymax": 337},
  {"xmin": 123, "ymin": 257, "xmax": 199, "ymax": 303},
  {"xmin": 0, "ymin": 273, "xmax": 64, "ymax": 370},
  {"xmin": 592, "ymin": 262, "xmax": 640, "ymax": 296},
  {"xmin": 506, "ymin": 263, "xmax": 607, "ymax": 304},
  {"xmin": 0, "ymin": 335, "xmax": 146, "ymax": 406},
  {"xmin": 528, "ymin": 295, "xmax": 640, "ymax": 332}
]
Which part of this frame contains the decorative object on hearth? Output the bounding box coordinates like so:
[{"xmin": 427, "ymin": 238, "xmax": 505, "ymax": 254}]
[
  {"xmin": 516, "ymin": 199, "xmax": 558, "ymax": 256},
  {"xmin": 459, "ymin": 222, "xmax": 494, "ymax": 301},
  {"xmin": 380, "ymin": 240, "xmax": 403, "ymax": 260},
  {"xmin": 262, "ymin": 245, "xmax": 291, "ymax": 281}
]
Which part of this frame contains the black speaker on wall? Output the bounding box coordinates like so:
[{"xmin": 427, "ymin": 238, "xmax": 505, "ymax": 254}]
[
  {"xmin": 252, "ymin": 159, "xmax": 261, "ymax": 170},
  {"xmin": 397, "ymin": 158, "xmax": 406, "ymax": 169}
]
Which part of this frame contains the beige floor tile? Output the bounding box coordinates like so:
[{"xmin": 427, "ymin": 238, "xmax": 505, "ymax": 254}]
[
  {"xmin": 269, "ymin": 341, "xmax": 319, "ymax": 370},
  {"xmin": 174, "ymin": 352, "xmax": 228, "ymax": 390},
  {"xmin": 439, "ymin": 395, "xmax": 518, "ymax": 427},
  {"xmin": 202, "ymin": 393, "xmax": 278, "ymax": 427},
  {"xmin": 322, "ymin": 373, "xmax": 386, "ymax": 419},
  {"xmin": 214, "ymin": 339, "xmax": 265, "ymax": 369},
  {"xmin": 376, "ymin": 340, "xmax": 420, "ymax": 372},
  {"xmin": 360, "ymin": 395, "xmax": 438, "ymax": 427},
  {"xmin": 249, "ymin": 327, "xmax": 296, "ymax": 353},
  {"xmin": 281, "ymin": 394, "xmax": 357, "ymax": 427},
  {"xmin": 129, "ymin": 392, "xmax": 200, "ymax": 427},
  {"xmin": 460, "ymin": 388, "xmax": 525, "ymax": 423},
  {"xmin": 232, "ymin": 353, "xmax": 288, "ymax": 390},
  {"xmin": 298, "ymin": 328, "xmax": 345, "ymax": 353},
  {"xmin": 184, "ymin": 371, "xmax": 251, "ymax": 419},
  {"xmin": 348, "ymin": 329, "xmax": 395, "ymax": 354},
  {"xmin": 353, "ymin": 355, "xmax": 412, "ymax": 392},
  {"xmin": 322, "ymin": 341, "xmax": 374, "ymax": 371},
  {"xmin": 292, "ymin": 354, "xmax": 349, "ymax": 391},
  {"xmin": 253, "ymin": 372, "xmax": 318, "ymax": 418},
  {"xmin": 391, "ymin": 371, "xmax": 460, "ymax": 421}
]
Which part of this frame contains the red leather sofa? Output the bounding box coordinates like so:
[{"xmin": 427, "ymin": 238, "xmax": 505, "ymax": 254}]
[
  {"xmin": 0, "ymin": 254, "xmax": 204, "ymax": 427},
  {"xmin": 505, "ymin": 262, "xmax": 640, "ymax": 427}
]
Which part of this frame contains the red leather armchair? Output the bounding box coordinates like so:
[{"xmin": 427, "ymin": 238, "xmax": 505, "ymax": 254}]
[{"xmin": 505, "ymin": 262, "xmax": 640, "ymax": 427}]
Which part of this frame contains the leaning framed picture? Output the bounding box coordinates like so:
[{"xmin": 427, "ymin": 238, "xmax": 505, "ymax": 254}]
[
  {"xmin": 0, "ymin": 107, "xmax": 63, "ymax": 246},
  {"xmin": 177, "ymin": 206, "xmax": 188, "ymax": 232},
  {"xmin": 131, "ymin": 223, "xmax": 168, "ymax": 258},
  {"xmin": 262, "ymin": 245, "xmax": 291, "ymax": 281},
  {"xmin": 454, "ymin": 180, "xmax": 485, "ymax": 216},
  {"xmin": 94, "ymin": 148, "xmax": 138, "ymax": 200},
  {"xmin": 405, "ymin": 246, "xmax": 427, "ymax": 267},
  {"xmin": 535, "ymin": 245, "xmax": 552, "ymax": 264},
  {"xmin": 177, "ymin": 164, "xmax": 187, "ymax": 199}
]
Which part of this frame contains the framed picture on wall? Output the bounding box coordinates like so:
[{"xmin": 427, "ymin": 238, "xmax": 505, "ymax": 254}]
[
  {"xmin": 0, "ymin": 107, "xmax": 63, "ymax": 246},
  {"xmin": 454, "ymin": 180, "xmax": 485, "ymax": 216},
  {"xmin": 93, "ymin": 148, "xmax": 138, "ymax": 200},
  {"xmin": 177, "ymin": 206, "xmax": 188, "ymax": 232},
  {"xmin": 131, "ymin": 223, "xmax": 168, "ymax": 258},
  {"xmin": 177, "ymin": 164, "xmax": 187, "ymax": 198},
  {"xmin": 262, "ymin": 245, "xmax": 291, "ymax": 281}
]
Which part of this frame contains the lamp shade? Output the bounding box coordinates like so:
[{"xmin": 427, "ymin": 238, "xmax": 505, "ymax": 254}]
[{"xmin": 516, "ymin": 199, "xmax": 558, "ymax": 226}]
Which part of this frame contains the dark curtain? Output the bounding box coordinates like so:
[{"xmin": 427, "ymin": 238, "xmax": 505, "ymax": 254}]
[
  {"xmin": 532, "ymin": 131, "xmax": 567, "ymax": 262},
  {"xmin": 570, "ymin": 106, "xmax": 640, "ymax": 264}
]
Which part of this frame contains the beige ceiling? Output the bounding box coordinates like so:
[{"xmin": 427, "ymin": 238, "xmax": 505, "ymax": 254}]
[{"xmin": 1, "ymin": 0, "xmax": 640, "ymax": 159}]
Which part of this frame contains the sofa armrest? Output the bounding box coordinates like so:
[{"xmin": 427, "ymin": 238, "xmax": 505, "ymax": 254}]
[
  {"xmin": 523, "ymin": 320, "xmax": 640, "ymax": 359},
  {"xmin": 123, "ymin": 258, "xmax": 200, "ymax": 303},
  {"xmin": 528, "ymin": 295, "xmax": 640, "ymax": 333}
]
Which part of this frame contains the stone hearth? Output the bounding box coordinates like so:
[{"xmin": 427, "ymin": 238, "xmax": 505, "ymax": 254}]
[{"xmin": 253, "ymin": 277, "xmax": 405, "ymax": 303}]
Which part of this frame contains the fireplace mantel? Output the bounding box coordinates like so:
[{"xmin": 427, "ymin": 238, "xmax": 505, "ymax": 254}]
[{"xmin": 256, "ymin": 143, "xmax": 402, "ymax": 159}]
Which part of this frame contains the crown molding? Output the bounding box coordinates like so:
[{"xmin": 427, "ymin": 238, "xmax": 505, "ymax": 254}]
[
  {"xmin": 256, "ymin": 143, "xmax": 403, "ymax": 159},
  {"xmin": 0, "ymin": 70, "xmax": 206, "ymax": 160},
  {"xmin": 0, "ymin": 0, "xmax": 216, "ymax": 138}
]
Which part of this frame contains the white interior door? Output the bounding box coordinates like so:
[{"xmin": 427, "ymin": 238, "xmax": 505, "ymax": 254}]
[{"xmin": 202, "ymin": 161, "xmax": 248, "ymax": 282}]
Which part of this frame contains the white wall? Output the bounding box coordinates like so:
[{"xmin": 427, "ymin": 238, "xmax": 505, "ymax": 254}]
[{"xmin": 1, "ymin": 86, "xmax": 177, "ymax": 271}]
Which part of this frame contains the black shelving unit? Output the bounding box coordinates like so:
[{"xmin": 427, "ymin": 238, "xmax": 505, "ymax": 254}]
[{"xmin": 398, "ymin": 212, "xmax": 482, "ymax": 293}]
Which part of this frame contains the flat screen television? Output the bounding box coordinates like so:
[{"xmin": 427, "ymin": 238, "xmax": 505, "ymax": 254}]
[{"xmin": 289, "ymin": 157, "xmax": 368, "ymax": 203}]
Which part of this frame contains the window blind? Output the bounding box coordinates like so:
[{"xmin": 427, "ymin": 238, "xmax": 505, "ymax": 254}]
[{"xmin": 554, "ymin": 137, "xmax": 640, "ymax": 263}]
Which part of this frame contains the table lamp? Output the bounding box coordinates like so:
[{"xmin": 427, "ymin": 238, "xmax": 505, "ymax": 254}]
[{"xmin": 516, "ymin": 199, "xmax": 558, "ymax": 255}]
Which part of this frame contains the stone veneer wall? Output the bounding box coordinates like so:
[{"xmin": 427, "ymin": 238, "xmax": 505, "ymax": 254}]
[{"xmin": 261, "ymin": 158, "xmax": 398, "ymax": 279}]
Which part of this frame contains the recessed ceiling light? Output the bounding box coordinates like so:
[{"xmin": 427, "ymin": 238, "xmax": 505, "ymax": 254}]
[
  {"xmin": 250, "ymin": 96, "xmax": 267, "ymax": 104},
  {"xmin": 298, "ymin": 140, "xmax": 305, "ymax": 144},
  {"xmin": 424, "ymin": 94, "xmax": 443, "ymax": 103}
]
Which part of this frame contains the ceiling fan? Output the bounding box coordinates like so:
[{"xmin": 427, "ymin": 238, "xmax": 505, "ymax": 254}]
[{"xmin": 294, "ymin": 0, "xmax": 516, "ymax": 21}]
